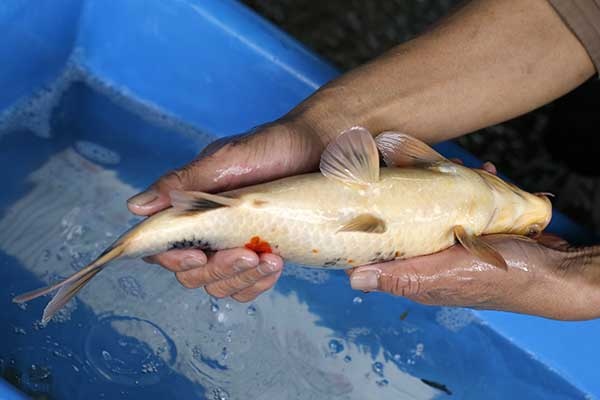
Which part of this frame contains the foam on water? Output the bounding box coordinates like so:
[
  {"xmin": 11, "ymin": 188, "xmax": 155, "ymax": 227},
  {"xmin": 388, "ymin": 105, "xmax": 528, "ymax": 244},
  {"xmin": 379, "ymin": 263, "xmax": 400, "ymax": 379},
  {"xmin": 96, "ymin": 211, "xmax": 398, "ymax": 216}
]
[
  {"xmin": 0, "ymin": 64, "xmax": 81, "ymax": 138},
  {"xmin": 435, "ymin": 307, "xmax": 479, "ymax": 332},
  {"xmin": 0, "ymin": 57, "xmax": 213, "ymax": 148}
]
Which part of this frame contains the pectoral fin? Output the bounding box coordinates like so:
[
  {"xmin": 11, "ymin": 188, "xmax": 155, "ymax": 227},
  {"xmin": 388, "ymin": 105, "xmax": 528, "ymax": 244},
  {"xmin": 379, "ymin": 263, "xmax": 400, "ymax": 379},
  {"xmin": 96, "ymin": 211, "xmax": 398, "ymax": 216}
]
[
  {"xmin": 375, "ymin": 131, "xmax": 449, "ymax": 168},
  {"xmin": 170, "ymin": 190, "xmax": 240, "ymax": 211},
  {"xmin": 453, "ymin": 226, "xmax": 508, "ymax": 270},
  {"xmin": 338, "ymin": 214, "xmax": 386, "ymax": 233},
  {"xmin": 319, "ymin": 126, "xmax": 380, "ymax": 186}
]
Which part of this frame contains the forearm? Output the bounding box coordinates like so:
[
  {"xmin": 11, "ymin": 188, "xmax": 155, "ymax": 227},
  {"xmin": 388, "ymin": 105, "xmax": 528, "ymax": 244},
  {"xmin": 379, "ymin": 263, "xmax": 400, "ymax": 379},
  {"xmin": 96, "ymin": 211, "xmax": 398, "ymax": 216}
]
[{"xmin": 286, "ymin": 0, "xmax": 595, "ymax": 144}]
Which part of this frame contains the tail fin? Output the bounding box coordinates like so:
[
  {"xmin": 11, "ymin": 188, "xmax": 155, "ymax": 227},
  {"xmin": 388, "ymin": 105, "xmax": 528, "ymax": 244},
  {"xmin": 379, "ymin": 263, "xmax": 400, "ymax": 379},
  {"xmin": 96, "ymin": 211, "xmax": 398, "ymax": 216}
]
[{"xmin": 13, "ymin": 242, "xmax": 125, "ymax": 323}]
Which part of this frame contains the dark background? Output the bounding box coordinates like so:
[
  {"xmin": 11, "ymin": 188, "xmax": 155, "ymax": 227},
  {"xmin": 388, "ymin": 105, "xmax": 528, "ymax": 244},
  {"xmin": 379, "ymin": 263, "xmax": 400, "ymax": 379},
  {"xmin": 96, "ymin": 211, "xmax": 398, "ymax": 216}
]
[{"xmin": 241, "ymin": 0, "xmax": 600, "ymax": 236}]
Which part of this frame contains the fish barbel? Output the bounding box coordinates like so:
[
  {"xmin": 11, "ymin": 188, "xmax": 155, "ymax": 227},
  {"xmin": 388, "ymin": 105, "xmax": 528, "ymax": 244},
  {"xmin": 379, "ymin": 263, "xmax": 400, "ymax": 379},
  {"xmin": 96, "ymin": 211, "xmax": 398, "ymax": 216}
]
[{"xmin": 14, "ymin": 127, "xmax": 552, "ymax": 323}]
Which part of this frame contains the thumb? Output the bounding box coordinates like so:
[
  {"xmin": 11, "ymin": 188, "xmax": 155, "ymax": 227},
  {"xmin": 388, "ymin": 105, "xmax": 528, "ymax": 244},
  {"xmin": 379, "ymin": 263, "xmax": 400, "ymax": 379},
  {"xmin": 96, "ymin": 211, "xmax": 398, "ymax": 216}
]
[
  {"xmin": 348, "ymin": 245, "xmax": 469, "ymax": 298},
  {"xmin": 127, "ymin": 122, "xmax": 323, "ymax": 216}
]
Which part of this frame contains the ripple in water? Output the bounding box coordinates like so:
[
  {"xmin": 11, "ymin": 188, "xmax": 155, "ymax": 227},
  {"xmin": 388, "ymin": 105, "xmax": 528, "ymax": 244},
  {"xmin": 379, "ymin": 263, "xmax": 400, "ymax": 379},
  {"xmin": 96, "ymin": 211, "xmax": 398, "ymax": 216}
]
[{"xmin": 85, "ymin": 315, "xmax": 176, "ymax": 386}]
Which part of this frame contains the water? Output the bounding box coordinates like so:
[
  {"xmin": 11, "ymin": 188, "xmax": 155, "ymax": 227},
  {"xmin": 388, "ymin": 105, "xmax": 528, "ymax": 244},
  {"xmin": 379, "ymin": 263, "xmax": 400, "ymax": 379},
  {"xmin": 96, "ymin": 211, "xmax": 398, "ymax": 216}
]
[{"xmin": 0, "ymin": 72, "xmax": 592, "ymax": 399}]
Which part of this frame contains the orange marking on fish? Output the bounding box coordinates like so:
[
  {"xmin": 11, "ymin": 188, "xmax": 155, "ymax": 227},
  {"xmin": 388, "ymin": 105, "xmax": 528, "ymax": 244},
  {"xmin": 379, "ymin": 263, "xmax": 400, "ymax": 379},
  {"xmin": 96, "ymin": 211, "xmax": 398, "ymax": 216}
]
[
  {"xmin": 244, "ymin": 236, "xmax": 272, "ymax": 254},
  {"xmin": 347, "ymin": 259, "xmax": 354, "ymax": 264},
  {"xmin": 312, "ymin": 249, "xmax": 319, "ymax": 254}
]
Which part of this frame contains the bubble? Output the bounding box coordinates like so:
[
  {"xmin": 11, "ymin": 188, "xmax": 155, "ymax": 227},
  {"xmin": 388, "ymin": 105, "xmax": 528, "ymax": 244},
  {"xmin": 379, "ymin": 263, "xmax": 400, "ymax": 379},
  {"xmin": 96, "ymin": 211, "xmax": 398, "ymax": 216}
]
[
  {"xmin": 343, "ymin": 355, "xmax": 352, "ymax": 363},
  {"xmin": 328, "ymin": 339, "xmax": 344, "ymax": 354},
  {"xmin": 210, "ymin": 298, "xmax": 220, "ymax": 313},
  {"xmin": 2, "ymin": 344, "xmax": 90, "ymax": 397},
  {"xmin": 210, "ymin": 387, "xmax": 230, "ymax": 400},
  {"xmin": 246, "ymin": 305, "xmax": 257, "ymax": 316},
  {"xmin": 13, "ymin": 326, "xmax": 27, "ymax": 335},
  {"xmin": 376, "ymin": 379, "xmax": 389, "ymax": 387},
  {"xmin": 21, "ymin": 364, "xmax": 52, "ymax": 394},
  {"xmin": 372, "ymin": 362, "xmax": 384, "ymax": 377},
  {"xmin": 85, "ymin": 315, "xmax": 176, "ymax": 386},
  {"xmin": 49, "ymin": 297, "xmax": 78, "ymax": 324},
  {"xmin": 352, "ymin": 296, "xmax": 363, "ymax": 304},
  {"xmin": 74, "ymin": 140, "xmax": 121, "ymax": 165},
  {"xmin": 414, "ymin": 343, "xmax": 424, "ymax": 357},
  {"xmin": 42, "ymin": 249, "xmax": 51, "ymax": 262}
]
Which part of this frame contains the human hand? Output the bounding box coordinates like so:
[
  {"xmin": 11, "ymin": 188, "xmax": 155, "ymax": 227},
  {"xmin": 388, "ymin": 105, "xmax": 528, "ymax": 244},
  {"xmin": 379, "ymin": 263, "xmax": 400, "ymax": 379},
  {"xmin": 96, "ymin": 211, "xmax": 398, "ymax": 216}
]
[
  {"xmin": 347, "ymin": 162, "xmax": 600, "ymax": 321},
  {"xmin": 127, "ymin": 120, "xmax": 324, "ymax": 302}
]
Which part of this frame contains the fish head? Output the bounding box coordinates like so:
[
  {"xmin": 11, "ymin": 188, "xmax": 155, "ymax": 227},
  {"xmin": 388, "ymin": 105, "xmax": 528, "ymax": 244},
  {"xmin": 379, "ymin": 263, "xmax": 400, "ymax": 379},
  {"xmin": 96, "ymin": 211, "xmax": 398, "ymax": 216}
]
[
  {"xmin": 478, "ymin": 170, "xmax": 553, "ymax": 237},
  {"xmin": 507, "ymin": 192, "xmax": 553, "ymax": 237}
]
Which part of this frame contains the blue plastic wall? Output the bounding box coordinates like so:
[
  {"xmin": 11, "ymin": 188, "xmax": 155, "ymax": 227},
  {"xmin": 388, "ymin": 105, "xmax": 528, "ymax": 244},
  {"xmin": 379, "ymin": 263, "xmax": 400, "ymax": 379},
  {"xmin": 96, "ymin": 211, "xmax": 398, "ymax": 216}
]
[{"xmin": 1, "ymin": 0, "xmax": 598, "ymax": 398}]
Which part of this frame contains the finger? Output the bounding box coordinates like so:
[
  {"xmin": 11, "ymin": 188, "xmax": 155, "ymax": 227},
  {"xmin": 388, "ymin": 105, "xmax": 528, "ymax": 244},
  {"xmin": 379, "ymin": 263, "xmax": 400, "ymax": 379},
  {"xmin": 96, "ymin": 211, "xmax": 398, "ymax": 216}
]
[
  {"xmin": 349, "ymin": 245, "xmax": 472, "ymax": 297},
  {"xmin": 482, "ymin": 161, "xmax": 497, "ymax": 175},
  {"xmin": 143, "ymin": 249, "xmax": 207, "ymax": 272},
  {"xmin": 127, "ymin": 167, "xmax": 209, "ymax": 216},
  {"xmin": 231, "ymin": 268, "xmax": 283, "ymax": 303},
  {"xmin": 175, "ymin": 248, "xmax": 259, "ymax": 289},
  {"xmin": 205, "ymin": 253, "xmax": 282, "ymax": 298}
]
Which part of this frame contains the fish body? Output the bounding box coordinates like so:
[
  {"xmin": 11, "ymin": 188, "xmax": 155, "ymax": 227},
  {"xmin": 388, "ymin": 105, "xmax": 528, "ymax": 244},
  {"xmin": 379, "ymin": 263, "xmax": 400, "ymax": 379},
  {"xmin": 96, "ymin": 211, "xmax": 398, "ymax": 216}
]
[
  {"xmin": 126, "ymin": 167, "xmax": 548, "ymax": 268},
  {"xmin": 14, "ymin": 127, "xmax": 552, "ymax": 322}
]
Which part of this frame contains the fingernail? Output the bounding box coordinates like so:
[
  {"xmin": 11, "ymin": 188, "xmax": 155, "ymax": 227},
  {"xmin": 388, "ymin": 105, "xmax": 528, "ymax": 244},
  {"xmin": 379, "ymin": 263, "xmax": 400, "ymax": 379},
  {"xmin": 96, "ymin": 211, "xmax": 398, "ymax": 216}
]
[
  {"xmin": 232, "ymin": 258, "xmax": 255, "ymax": 272},
  {"xmin": 350, "ymin": 271, "xmax": 379, "ymax": 291},
  {"xmin": 127, "ymin": 189, "xmax": 158, "ymax": 207},
  {"xmin": 257, "ymin": 260, "xmax": 279, "ymax": 275},
  {"xmin": 181, "ymin": 256, "xmax": 205, "ymax": 271}
]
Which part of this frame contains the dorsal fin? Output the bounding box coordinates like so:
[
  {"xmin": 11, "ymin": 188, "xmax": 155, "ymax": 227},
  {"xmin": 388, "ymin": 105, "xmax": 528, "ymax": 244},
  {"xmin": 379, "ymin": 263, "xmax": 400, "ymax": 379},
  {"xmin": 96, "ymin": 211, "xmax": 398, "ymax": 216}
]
[
  {"xmin": 375, "ymin": 131, "xmax": 448, "ymax": 167},
  {"xmin": 338, "ymin": 213, "xmax": 387, "ymax": 233},
  {"xmin": 170, "ymin": 190, "xmax": 240, "ymax": 211},
  {"xmin": 319, "ymin": 126, "xmax": 380, "ymax": 186}
]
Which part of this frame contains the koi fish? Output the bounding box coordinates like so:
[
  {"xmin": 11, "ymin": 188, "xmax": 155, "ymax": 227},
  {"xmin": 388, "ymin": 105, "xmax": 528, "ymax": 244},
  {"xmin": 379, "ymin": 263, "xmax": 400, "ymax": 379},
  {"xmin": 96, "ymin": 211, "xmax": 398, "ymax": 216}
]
[{"xmin": 14, "ymin": 127, "xmax": 552, "ymax": 323}]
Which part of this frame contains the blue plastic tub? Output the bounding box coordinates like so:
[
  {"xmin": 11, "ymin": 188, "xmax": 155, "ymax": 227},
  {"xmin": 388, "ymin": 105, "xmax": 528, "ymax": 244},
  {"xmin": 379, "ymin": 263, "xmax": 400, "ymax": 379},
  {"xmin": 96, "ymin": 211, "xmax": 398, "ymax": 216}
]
[{"xmin": 1, "ymin": 1, "xmax": 598, "ymax": 398}]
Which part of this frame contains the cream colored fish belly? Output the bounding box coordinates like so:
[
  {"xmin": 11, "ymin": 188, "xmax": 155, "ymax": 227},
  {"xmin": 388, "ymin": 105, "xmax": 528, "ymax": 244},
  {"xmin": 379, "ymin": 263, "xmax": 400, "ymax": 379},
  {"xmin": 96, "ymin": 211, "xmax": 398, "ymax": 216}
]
[{"xmin": 128, "ymin": 168, "xmax": 496, "ymax": 269}]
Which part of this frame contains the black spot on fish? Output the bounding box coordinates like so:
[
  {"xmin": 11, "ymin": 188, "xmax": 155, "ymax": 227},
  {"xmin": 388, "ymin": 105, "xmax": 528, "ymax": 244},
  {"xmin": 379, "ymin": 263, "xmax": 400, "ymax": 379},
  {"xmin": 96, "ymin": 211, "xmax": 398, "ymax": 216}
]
[
  {"xmin": 420, "ymin": 379, "xmax": 452, "ymax": 395},
  {"xmin": 323, "ymin": 257, "xmax": 343, "ymax": 267},
  {"xmin": 168, "ymin": 237, "xmax": 215, "ymax": 252},
  {"xmin": 369, "ymin": 250, "xmax": 396, "ymax": 264}
]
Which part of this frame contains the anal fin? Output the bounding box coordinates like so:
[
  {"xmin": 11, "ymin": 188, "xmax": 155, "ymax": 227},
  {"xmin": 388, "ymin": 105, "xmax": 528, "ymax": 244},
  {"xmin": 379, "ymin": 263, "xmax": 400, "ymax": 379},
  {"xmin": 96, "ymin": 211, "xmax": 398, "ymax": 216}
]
[
  {"xmin": 453, "ymin": 226, "xmax": 508, "ymax": 270},
  {"xmin": 338, "ymin": 214, "xmax": 386, "ymax": 234}
]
